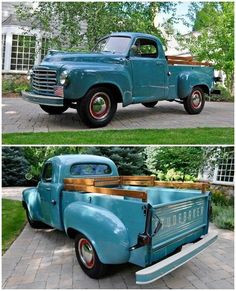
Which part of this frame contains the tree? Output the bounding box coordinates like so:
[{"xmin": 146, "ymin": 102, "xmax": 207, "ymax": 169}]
[
  {"xmin": 16, "ymin": 2, "xmax": 176, "ymax": 50},
  {"xmin": 85, "ymin": 147, "xmax": 147, "ymax": 175},
  {"xmin": 23, "ymin": 146, "xmax": 85, "ymax": 183},
  {"xmin": 179, "ymin": 2, "xmax": 234, "ymax": 93},
  {"xmin": 2, "ymin": 147, "xmax": 30, "ymax": 186},
  {"xmin": 145, "ymin": 147, "xmax": 204, "ymax": 181}
]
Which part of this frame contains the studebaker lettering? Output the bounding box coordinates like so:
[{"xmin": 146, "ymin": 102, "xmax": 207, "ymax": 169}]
[
  {"xmin": 21, "ymin": 32, "xmax": 220, "ymax": 128},
  {"xmin": 22, "ymin": 155, "xmax": 217, "ymax": 284}
]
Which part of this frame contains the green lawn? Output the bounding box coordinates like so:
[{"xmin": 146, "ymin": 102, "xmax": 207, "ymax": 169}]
[
  {"xmin": 2, "ymin": 199, "xmax": 27, "ymax": 253},
  {"xmin": 2, "ymin": 127, "xmax": 234, "ymax": 145}
]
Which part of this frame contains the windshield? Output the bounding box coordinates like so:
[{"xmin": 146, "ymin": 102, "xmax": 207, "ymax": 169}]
[{"xmin": 93, "ymin": 36, "xmax": 131, "ymax": 54}]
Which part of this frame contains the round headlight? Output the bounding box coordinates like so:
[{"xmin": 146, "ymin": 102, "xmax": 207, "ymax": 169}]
[
  {"xmin": 27, "ymin": 69, "xmax": 33, "ymax": 81},
  {"xmin": 59, "ymin": 70, "xmax": 68, "ymax": 85}
]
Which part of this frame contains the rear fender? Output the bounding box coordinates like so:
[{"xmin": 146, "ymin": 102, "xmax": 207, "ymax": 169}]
[
  {"xmin": 64, "ymin": 202, "xmax": 130, "ymax": 264},
  {"xmin": 178, "ymin": 71, "xmax": 212, "ymax": 99},
  {"xmin": 22, "ymin": 187, "xmax": 41, "ymax": 221}
]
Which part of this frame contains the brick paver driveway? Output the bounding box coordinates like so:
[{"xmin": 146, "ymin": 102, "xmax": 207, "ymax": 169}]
[
  {"xmin": 2, "ymin": 220, "xmax": 234, "ymax": 289},
  {"xmin": 2, "ymin": 98, "xmax": 234, "ymax": 133}
]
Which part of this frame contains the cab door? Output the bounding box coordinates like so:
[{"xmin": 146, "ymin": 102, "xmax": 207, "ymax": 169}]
[
  {"xmin": 37, "ymin": 162, "xmax": 54, "ymax": 225},
  {"xmin": 130, "ymin": 38, "xmax": 167, "ymax": 103}
]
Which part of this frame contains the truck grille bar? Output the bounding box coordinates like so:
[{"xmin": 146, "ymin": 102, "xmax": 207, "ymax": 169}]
[{"xmin": 32, "ymin": 68, "xmax": 57, "ymax": 95}]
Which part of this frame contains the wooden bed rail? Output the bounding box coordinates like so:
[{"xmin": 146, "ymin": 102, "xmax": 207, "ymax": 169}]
[
  {"xmin": 166, "ymin": 55, "xmax": 211, "ymax": 67},
  {"xmin": 64, "ymin": 184, "xmax": 147, "ymax": 202},
  {"xmin": 154, "ymin": 181, "xmax": 210, "ymax": 192},
  {"xmin": 64, "ymin": 176, "xmax": 209, "ymax": 201}
]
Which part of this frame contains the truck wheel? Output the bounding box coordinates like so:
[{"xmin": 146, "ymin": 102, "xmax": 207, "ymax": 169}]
[
  {"xmin": 26, "ymin": 208, "xmax": 45, "ymax": 229},
  {"xmin": 142, "ymin": 101, "xmax": 158, "ymax": 108},
  {"xmin": 183, "ymin": 86, "xmax": 205, "ymax": 114},
  {"xmin": 75, "ymin": 233, "xmax": 108, "ymax": 279},
  {"xmin": 40, "ymin": 104, "xmax": 69, "ymax": 114},
  {"xmin": 77, "ymin": 87, "xmax": 117, "ymax": 127}
]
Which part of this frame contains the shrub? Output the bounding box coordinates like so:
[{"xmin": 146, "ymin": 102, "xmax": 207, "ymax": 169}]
[
  {"xmin": 210, "ymin": 189, "xmax": 234, "ymax": 230},
  {"xmin": 212, "ymin": 203, "xmax": 234, "ymax": 230},
  {"xmin": 207, "ymin": 84, "xmax": 234, "ymax": 102},
  {"xmin": 2, "ymin": 78, "xmax": 30, "ymax": 94},
  {"xmin": 211, "ymin": 189, "xmax": 234, "ymax": 206}
]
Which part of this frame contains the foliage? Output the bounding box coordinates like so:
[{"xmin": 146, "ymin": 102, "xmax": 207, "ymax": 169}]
[
  {"xmin": 23, "ymin": 146, "xmax": 85, "ymax": 183},
  {"xmin": 2, "ymin": 78, "xmax": 30, "ymax": 94},
  {"xmin": 16, "ymin": 2, "xmax": 176, "ymax": 51},
  {"xmin": 210, "ymin": 188, "xmax": 234, "ymax": 230},
  {"xmin": 2, "ymin": 128, "xmax": 234, "ymax": 145},
  {"xmin": 145, "ymin": 147, "xmax": 204, "ymax": 180},
  {"xmin": 211, "ymin": 189, "xmax": 234, "ymax": 207},
  {"xmin": 85, "ymin": 147, "xmax": 147, "ymax": 175},
  {"xmin": 211, "ymin": 203, "xmax": 234, "ymax": 230},
  {"xmin": 2, "ymin": 147, "xmax": 29, "ymax": 186},
  {"xmin": 179, "ymin": 2, "xmax": 234, "ymax": 93},
  {"xmin": 207, "ymin": 84, "xmax": 234, "ymax": 102},
  {"xmin": 2, "ymin": 199, "xmax": 27, "ymax": 253}
]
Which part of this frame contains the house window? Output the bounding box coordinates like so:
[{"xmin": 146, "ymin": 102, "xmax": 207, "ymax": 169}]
[
  {"xmin": 11, "ymin": 34, "xmax": 36, "ymax": 71},
  {"xmin": 2, "ymin": 34, "xmax": 6, "ymax": 69},
  {"xmin": 215, "ymin": 154, "xmax": 234, "ymax": 184},
  {"xmin": 41, "ymin": 37, "xmax": 50, "ymax": 60}
]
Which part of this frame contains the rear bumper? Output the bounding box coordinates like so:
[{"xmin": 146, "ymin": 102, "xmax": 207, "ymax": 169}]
[
  {"xmin": 21, "ymin": 91, "xmax": 64, "ymax": 107},
  {"xmin": 136, "ymin": 232, "xmax": 218, "ymax": 284}
]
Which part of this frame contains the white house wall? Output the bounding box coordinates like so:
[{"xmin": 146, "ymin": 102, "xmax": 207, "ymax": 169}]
[{"xmin": 2, "ymin": 25, "xmax": 42, "ymax": 73}]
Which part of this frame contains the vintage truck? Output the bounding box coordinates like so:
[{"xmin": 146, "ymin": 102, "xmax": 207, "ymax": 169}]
[
  {"xmin": 22, "ymin": 32, "xmax": 220, "ymax": 127},
  {"xmin": 22, "ymin": 154, "xmax": 217, "ymax": 284}
]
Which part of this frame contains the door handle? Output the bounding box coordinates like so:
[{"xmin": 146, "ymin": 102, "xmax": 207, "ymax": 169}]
[{"xmin": 51, "ymin": 200, "xmax": 56, "ymax": 205}]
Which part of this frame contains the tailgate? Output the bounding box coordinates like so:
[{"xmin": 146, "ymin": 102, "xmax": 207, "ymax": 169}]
[{"xmin": 151, "ymin": 195, "xmax": 209, "ymax": 262}]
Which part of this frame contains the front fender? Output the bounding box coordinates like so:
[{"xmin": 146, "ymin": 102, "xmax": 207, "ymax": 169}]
[
  {"xmin": 22, "ymin": 187, "xmax": 41, "ymax": 221},
  {"xmin": 64, "ymin": 202, "xmax": 130, "ymax": 264},
  {"xmin": 64, "ymin": 63, "xmax": 133, "ymax": 106},
  {"xmin": 178, "ymin": 70, "xmax": 213, "ymax": 99}
]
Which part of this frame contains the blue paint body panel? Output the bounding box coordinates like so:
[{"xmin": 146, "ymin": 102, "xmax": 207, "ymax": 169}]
[
  {"xmin": 22, "ymin": 154, "xmax": 214, "ymax": 282},
  {"xmin": 22, "ymin": 32, "xmax": 216, "ymax": 108}
]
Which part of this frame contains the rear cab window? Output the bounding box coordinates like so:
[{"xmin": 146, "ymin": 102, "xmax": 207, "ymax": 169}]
[{"xmin": 70, "ymin": 163, "xmax": 112, "ymax": 176}]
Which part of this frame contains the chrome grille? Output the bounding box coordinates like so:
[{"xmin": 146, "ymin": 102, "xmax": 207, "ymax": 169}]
[{"xmin": 32, "ymin": 67, "xmax": 57, "ymax": 95}]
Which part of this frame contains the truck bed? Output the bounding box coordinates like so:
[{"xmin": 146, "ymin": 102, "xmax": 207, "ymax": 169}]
[{"xmin": 63, "ymin": 176, "xmax": 210, "ymax": 267}]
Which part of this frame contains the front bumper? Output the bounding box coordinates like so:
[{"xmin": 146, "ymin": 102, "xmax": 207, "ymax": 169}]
[
  {"xmin": 21, "ymin": 91, "xmax": 64, "ymax": 107},
  {"xmin": 136, "ymin": 232, "xmax": 218, "ymax": 284}
]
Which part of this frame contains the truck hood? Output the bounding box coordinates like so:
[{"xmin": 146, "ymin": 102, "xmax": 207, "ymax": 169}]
[{"xmin": 41, "ymin": 51, "xmax": 126, "ymax": 69}]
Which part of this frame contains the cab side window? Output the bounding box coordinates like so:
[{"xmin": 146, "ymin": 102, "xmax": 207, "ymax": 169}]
[
  {"xmin": 133, "ymin": 38, "xmax": 158, "ymax": 58},
  {"xmin": 42, "ymin": 163, "xmax": 53, "ymax": 183}
]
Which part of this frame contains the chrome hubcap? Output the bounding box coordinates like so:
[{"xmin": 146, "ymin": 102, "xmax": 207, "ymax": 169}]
[
  {"xmin": 89, "ymin": 92, "xmax": 111, "ymax": 120},
  {"xmin": 78, "ymin": 238, "xmax": 95, "ymax": 269},
  {"xmin": 191, "ymin": 90, "xmax": 202, "ymax": 109}
]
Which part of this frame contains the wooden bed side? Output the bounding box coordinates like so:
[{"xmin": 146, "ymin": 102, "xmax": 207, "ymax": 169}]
[
  {"xmin": 64, "ymin": 177, "xmax": 121, "ymax": 186},
  {"xmin": 121, "ymin": 176, "xmax": 155, "ymax": 186},
  {"xmin": 154, "ymin": 181, "xmax": 210, "ymax": 193},
  {"xmin": 64, "ymin": 183, "xmax": 147, "ymax": 202},
  {"xmin": 166, "ymin": 55, "xmax": 211, "ymax": 67},
  {"xmin": 63, "ymin": 176, "xmax": 209, "ymax": 201}
]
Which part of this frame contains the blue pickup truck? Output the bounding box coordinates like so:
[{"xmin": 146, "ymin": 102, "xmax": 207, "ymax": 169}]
[
  {"xmin": 22, "ymin": 154, "xmax": 217, "ymax": 284},
  {"xmin": 22, "ymin": 32, "xmax": 220, "ymax": 127}
]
